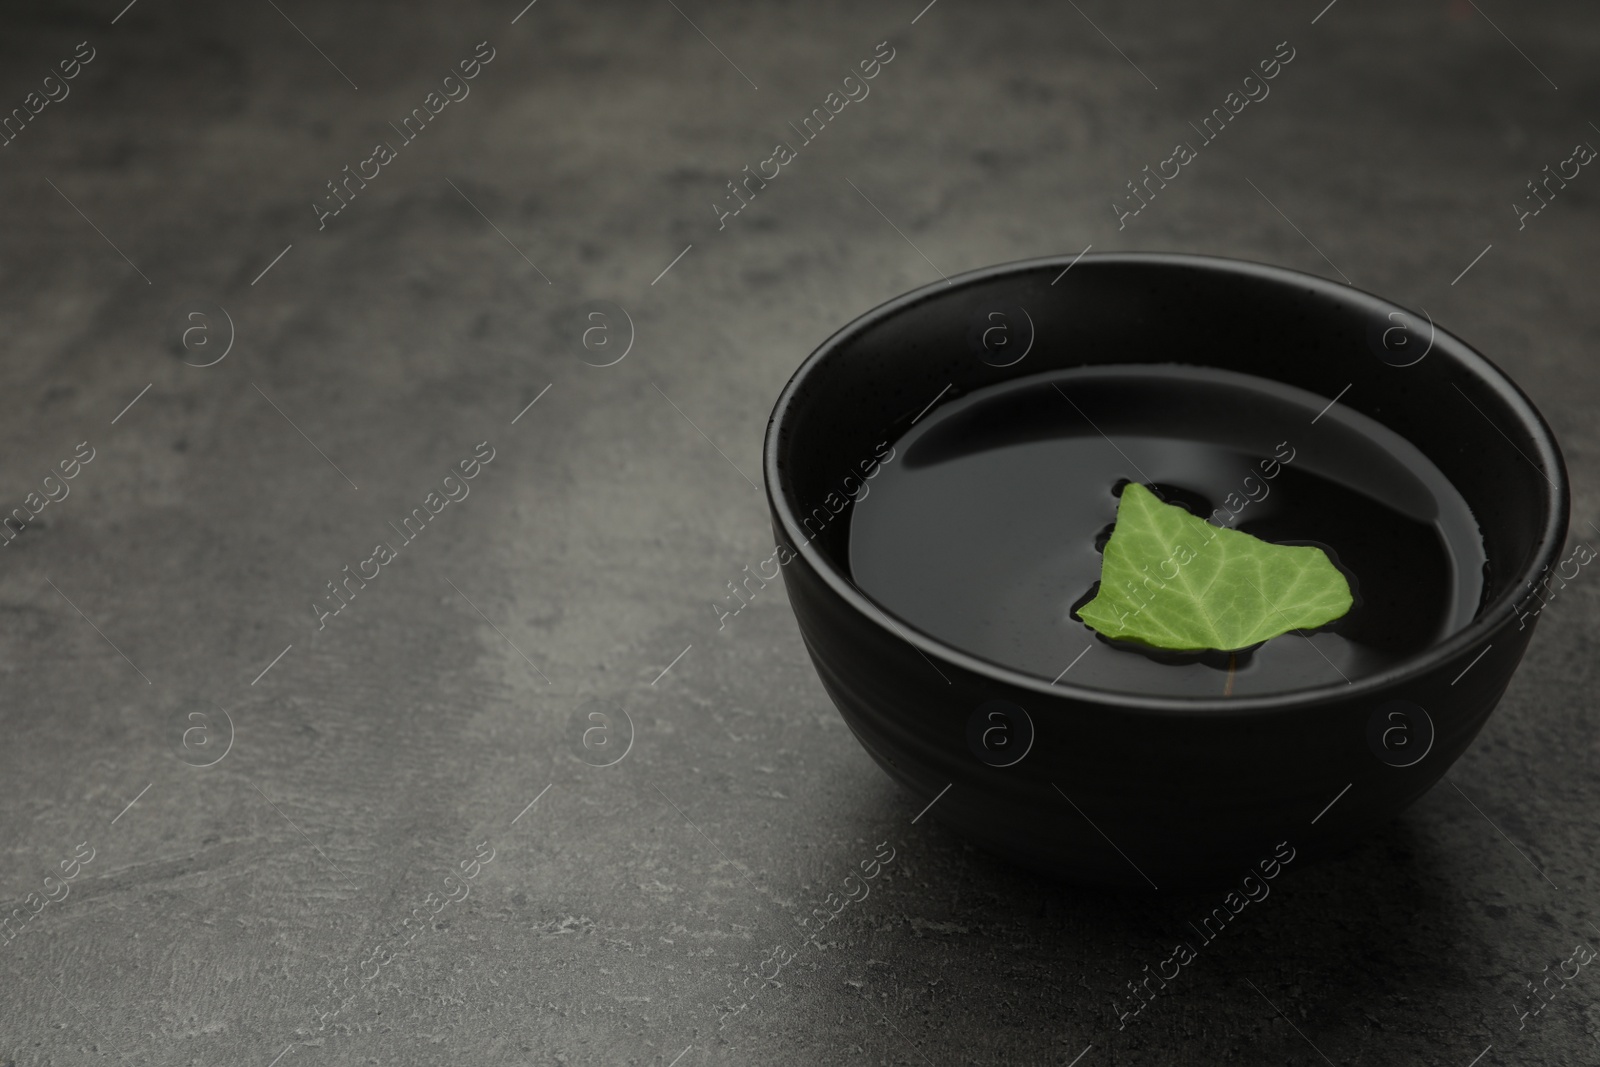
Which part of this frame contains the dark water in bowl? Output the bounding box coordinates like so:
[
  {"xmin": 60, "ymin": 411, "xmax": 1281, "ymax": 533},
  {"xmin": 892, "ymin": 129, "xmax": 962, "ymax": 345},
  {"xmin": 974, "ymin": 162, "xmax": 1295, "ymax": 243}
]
[{"xmin": 847, "ymin": 365, "xmax": 1486, "ymax": 698}]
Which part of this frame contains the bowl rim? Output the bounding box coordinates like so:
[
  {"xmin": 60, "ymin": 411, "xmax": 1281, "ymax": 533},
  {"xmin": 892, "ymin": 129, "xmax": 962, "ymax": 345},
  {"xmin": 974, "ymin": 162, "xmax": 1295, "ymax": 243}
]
[{"xmin": 762, "ymin": 251, "xmax": 1571, "ymax": 716}]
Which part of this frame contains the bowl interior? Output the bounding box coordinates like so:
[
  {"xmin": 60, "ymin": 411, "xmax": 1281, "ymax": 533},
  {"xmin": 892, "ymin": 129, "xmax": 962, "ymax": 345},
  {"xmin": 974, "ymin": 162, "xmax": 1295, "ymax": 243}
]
[{"xmin": 766, "ymin": 253, "xmax": 1567, "ymax": 697}]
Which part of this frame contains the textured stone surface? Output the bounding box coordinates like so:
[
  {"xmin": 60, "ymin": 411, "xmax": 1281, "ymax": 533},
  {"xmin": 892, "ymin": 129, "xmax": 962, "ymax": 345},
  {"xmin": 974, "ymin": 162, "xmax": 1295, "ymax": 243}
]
[{"xmin": 1, "ymin": 0, "xmax": 1597, "ymax": 1064}]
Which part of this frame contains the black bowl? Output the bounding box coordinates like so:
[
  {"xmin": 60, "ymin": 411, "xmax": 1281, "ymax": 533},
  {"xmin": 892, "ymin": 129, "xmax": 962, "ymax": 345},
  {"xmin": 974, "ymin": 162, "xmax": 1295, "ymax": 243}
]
[{"xmin": 763, "ymin": 252, "xmax": 1569, "ymax": 889}]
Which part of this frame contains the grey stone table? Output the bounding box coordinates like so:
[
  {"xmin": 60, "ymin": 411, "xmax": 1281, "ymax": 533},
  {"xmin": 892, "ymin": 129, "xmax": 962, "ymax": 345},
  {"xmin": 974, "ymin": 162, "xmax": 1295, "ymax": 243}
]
[{"xmin": 2, "ymin": 0, "xmax": 1597, "ymax": 1063}]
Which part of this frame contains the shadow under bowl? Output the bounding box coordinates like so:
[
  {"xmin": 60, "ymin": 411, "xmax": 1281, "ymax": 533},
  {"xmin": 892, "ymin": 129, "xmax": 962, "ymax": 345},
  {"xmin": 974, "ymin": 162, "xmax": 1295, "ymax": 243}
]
[{"xmin": 763, "ymin": 252, "xmax": 1568, "ymax": 889}]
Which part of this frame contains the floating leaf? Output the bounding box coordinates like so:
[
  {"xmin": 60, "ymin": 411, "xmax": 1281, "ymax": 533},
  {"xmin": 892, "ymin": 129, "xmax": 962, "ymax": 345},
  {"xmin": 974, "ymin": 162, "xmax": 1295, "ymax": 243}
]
[{"xmin": 1076, "ymin": 482, "xmax": 1353, "ymax": 652}]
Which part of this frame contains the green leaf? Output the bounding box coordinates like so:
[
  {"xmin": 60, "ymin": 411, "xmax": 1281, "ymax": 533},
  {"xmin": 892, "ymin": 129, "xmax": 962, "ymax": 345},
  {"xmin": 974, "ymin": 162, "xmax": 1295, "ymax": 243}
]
[{"xmin": 1076, "ymin": 482, "xmax": 1353, "ymax": 652}]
